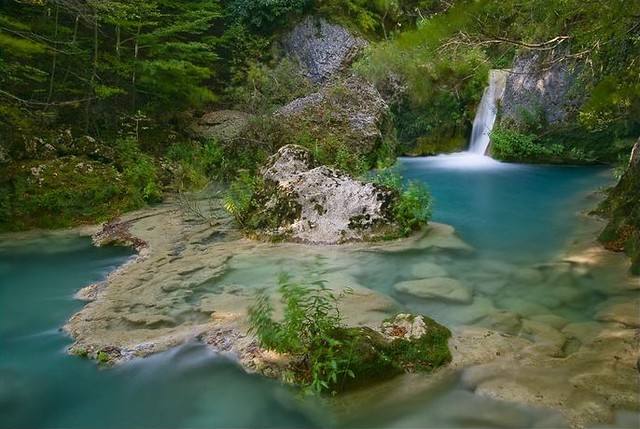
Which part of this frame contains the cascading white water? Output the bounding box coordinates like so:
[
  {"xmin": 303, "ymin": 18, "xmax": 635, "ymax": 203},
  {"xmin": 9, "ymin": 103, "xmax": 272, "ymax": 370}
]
[{"xmin": 468, "ymin": 70, "xmax": 507, "ymax": 155}]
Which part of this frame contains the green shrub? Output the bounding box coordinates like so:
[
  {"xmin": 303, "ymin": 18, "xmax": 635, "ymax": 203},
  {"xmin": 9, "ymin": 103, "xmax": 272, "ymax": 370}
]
[
  {"xmin": 373, "ymin": 171, "xmax": 433, "ymax": 235},
  {"xmin": 227, "ymin": 0, "xmax": 311, "ymax": 31},
  {"xmin": 490, "ymin": 128, "xmax": 561, "ymax": 162},
  {"xmin": 395, "ymin": 181, "xmax": 433, "ymax": 235},
  {"xmin": 166, "ymin": 140, "xmax": 223, "ymax": 190},
  {"xmin": 249, "ymin": 273, "xmax": 452, "ymax": 394},
  {"xmin": 229, "ymin": 58, "xmax": 315, "ymax": 114},
  {"xmin": 223, "ymin": 171, "xmax": 259, "ymax": 227},
  {"xmin": 115, "ymin": 138, "xmax": 163, "ymax": 204},
  {"xmin": 249, "ymin": 273, "xmax": 355, "ymax": 394}
]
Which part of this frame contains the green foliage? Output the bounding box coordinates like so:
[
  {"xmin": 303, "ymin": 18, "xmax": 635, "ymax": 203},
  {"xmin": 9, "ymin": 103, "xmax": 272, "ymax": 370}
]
[
  {"xmin": 598, "ymin": 156, "xmax": 640, "ymax": 275},
  {"xmin": 490, "ymin": 128, "xmax": 557, "ymax": 161},
  {"xmin": 165, "ymin": 140, "xmax": 223, "ymax": 190},
  {"xmin": 395, "ymin": 181, "xmax": 432, "ymax": 235},
  {"xmin": 249, "ymin": 274, "xmax": 452, "ymax": 393},
  {"xmin": 227, "ymin": 0, "xmax": 311, "ymax": 32},
  {"xmin": 489, "ymin": 127, "xmax": 609, "ymax": 164},
  {"xmin": 114, "ymin": 138, "xmax": 162, "ymax": 204},
  {"xmin": 357, "ymin": 17, "xmax": 490, "ymax": 150},
  {"xmin": 223, "ymin": 171, "xmax": 259, "ymax": 227},
  {"xmin": 249, "ymin": 273, "xmax": 353, "ymax": 394},
  {"xmin": 229, "ymin": 58, "xmax": 315, "ymax": 114},
  {"xmin": 373, "ymin": 171, "xmax": 432, "ymax": 235},
  {"xmin": 97, "ymin": 351, "xmax": 110, "ymax": 364},
  {"xmin": 297, "ymin": 132, "xmax": 369, "ymax": 177},
  {"xmin": 0, "ymin": 158, "xmax": 133, "ymax": 232},
  {"xmin": 316, "ymin": 0, "xmax": 447, "ymax": 39}
]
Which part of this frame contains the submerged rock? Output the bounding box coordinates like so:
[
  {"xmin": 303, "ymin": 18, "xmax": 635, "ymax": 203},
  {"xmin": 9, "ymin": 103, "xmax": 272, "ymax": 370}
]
[
  {"xmin": 249, "ymin": 145, "xmax": 400, "ymax": 244},
  {"xmin": 281, "ymin": 16, "xmax": 367, "ymax": 84},
  {"xmin": 408, "ymin": 261, "xmax": 448, "ymax": 279},
  {"xmin": 393, "ymin": 277, "xmax": 473, "ymax": 304}
]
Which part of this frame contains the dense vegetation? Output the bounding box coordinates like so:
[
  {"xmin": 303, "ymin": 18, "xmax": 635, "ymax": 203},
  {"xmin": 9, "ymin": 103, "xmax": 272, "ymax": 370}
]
[
  {"xmin": 356, "ymin": 0, "xmax": 640, "ymax": 158},
  {"xmin": 249, "ymin": 273, "xmax": 452, "ymax": 394}
]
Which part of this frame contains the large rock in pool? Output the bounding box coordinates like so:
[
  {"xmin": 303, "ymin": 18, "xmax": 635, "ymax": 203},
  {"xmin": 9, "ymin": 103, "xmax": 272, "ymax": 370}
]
[
  {"xmin": 249, "ymin": 145, "xmax": 399, "ymax": 244},
  {"xmin": 281, "ymin": 16, "xmax": 367, "ymax": 84}
]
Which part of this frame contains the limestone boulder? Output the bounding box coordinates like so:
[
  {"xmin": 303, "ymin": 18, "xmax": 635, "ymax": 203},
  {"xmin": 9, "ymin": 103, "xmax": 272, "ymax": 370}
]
[
  {"xmin": 281, "ymin": 16, "xmax": 367, "ymax": 84},
  {"xmin": 190, "ymin": 110, "xmax": 252, "ymax": 143},
  {"xmin": 276, "ymin": 75, "xmax": 390, "ymax": 156},
  {"xmin": 253, "ymin": 145, "xmax": 399, "ymax": 244}
]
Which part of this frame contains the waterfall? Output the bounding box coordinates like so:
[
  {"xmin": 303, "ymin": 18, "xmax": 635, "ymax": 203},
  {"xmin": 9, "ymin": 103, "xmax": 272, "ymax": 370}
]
[{"xmin": 468, "ymin": 70, "xmax": 507, "ymax": 155}]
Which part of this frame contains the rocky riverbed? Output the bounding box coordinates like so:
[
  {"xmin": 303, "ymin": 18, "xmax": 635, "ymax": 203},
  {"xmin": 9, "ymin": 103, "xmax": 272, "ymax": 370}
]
[{"xmin": 59, "ymin": 187, "xmax": 639, "ymax": 428}]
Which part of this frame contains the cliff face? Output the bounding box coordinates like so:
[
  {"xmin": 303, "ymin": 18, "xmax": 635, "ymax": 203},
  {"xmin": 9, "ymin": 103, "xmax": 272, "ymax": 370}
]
[
  {"xmin": 281, "ymin": 16, "xmax": 367, "ymax": 84},
  {"xmin": 599, "ymin": 138, "xmax": 640, "ymax": 275},
  {"xmin": 500, "ymin": 52, "xmax": 582, "ymax": 127}
]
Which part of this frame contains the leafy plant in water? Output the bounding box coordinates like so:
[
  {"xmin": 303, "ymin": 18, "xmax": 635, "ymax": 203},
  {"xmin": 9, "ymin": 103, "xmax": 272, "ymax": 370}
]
[
  {"xmin": 372, "ymin": 170, "xmax": 432, "ymax": 235},
  {"xmin": 223, "ymin": 171, "xmax": 259, "ymax": 226},
  {"xmin": 248, "ymin": 273, "xmax": 356, "ymax": 394}
]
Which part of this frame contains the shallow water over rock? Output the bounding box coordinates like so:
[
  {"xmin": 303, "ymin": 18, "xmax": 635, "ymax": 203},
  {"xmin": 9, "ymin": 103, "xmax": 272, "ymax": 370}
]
[{"xmin": 1, "ymin": 158, "xmax": 638, "ymax": 429}]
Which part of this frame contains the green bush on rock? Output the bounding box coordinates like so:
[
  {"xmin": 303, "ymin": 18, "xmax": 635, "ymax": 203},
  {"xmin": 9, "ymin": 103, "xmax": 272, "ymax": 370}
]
[
  {"xmin": 373, "ymin": 170, "xmax": 433, "ymax": 236},
  {"xmin": 249, "ymin": 274, "xmax": 452, "ymax": 394}
]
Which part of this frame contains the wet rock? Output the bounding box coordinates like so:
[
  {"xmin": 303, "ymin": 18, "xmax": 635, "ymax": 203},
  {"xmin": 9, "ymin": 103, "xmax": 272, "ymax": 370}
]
[
  {"xmin": 450, "ymin": 296, "xmax": 498, "ymax": 325},
  {"xmin": 409, "ymin": 261, "xmax": 448, "ymax": 279},
  {"xmin": 595, "ymin": 298, "xmax": 640, "ymax": 328},
  {"xmin": 480, "ymin": 310, "xmax": 522, "ymax": 335},
  {"xmin": 530, "ymin": 314, "xmax": 569, "ymax": 330},
  {"xmin": 281, "ymin": 16, "xmax": 367, "ymax": 84},
  {"xmin": 561, "ymin": 322, "xmax": 602, "ymax": 345},
  {"xmin": 520, "ymin": 319, "xmax": 567, "ymax": 357},
  {"xmin": 254, "ymin": 145, "xmax": 400, "ymax": 244},
  {"xmin": 511, "ymin": 267, "xmax": 545, "ymax": 285},
  {"xmin": 495, "ymin": 297, "xmax": 550, "ymax": 317},
  {"xmin": 393, "ymin": 277, "xmax": 473, "ymax": 304},
  {"xmin": 370, "ymin": 223, "xmax": 473, "ymax": 254}
]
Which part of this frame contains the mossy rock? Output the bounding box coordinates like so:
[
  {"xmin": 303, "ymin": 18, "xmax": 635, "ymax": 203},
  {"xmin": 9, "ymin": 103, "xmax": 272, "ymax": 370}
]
[
  {"xmin": 319, "ymin": 315, "xmax": 452, "ymax": 392},
  {"xmin": 598, "ymin": 153, "xmax": 640, "ymax": 275},
  {"xmin": 0, "ymin": 157, "xmax": 142, "ymax": 232},
  {"xmin": 406, "ymin": 134, "xmax": 467, "ymax": 156}
]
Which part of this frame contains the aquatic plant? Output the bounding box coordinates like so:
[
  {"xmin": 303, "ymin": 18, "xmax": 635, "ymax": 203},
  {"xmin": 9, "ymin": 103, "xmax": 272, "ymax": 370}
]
[{"xmin": 248, "ymin": 274, "xmax": 451, "ymax": 394}]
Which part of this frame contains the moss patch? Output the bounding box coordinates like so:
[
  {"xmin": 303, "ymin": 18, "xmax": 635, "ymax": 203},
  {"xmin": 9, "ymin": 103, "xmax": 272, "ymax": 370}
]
[
  {"xmin": 0, "ymin": 157, "xmax": 140, "ymax": 231},
  {"xmin": 307, "ymin": 315, "xmax": 452, "ymax": 392},
  {"xmin": 597, "ymin": 159, "xmax": 640, "ymax": 275}
]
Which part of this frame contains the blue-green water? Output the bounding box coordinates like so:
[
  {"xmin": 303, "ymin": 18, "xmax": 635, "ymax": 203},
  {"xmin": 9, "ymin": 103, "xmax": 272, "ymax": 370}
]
[
  {"xmin": 0, "ymin": 157, "xmax": 619, "ymax": 428},
  {"xmin": 399, "ymin": 154, "xmax": 611, "ymax": 261},
  {"xmin": 0, "ymin": 238, "xmax": 319, "ymax": 429}
]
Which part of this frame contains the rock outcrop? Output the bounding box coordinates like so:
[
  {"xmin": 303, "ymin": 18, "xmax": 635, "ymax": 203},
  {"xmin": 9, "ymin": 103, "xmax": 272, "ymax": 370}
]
[
  {"xmin": 281, "ymin": 16, "xmax": 367, "ymax": 84},
  {"xmin": 251, "ymin": 145, "xmax": 399, "ymax": 244},
  {"xmin": 500, "ymin": 52, "xmax": 581, "ymax": 126},
  {"xmin": 190, "ymin": 110, "xmax": 252, "ymax": 143},
  {"xmin": 276, "ymin": 76, "xmax": 390, "ymax": 156},
  {"xmin": 599, "ymin": 137, "xmax": 640, "ymax": 274}
]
